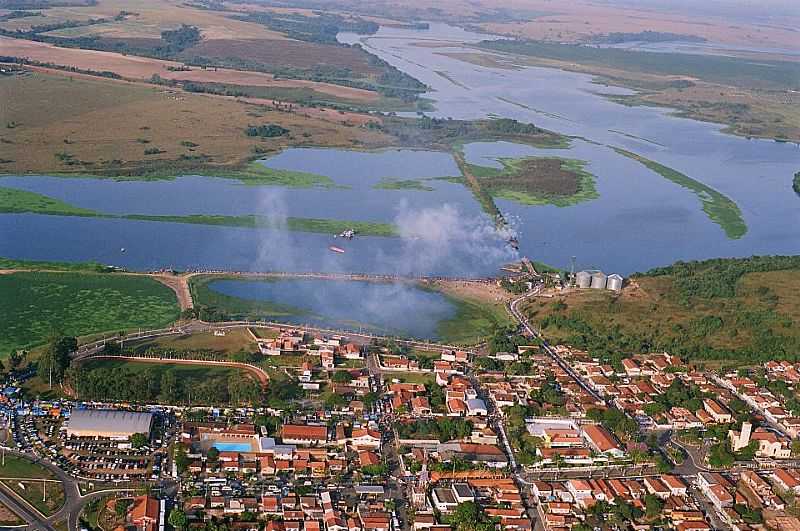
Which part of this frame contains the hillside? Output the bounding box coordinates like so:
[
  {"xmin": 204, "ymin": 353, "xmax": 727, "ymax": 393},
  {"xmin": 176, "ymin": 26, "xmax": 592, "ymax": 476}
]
[{"xmin": 522, "ymin": 256, "xmax": 800, "ymax": 367}]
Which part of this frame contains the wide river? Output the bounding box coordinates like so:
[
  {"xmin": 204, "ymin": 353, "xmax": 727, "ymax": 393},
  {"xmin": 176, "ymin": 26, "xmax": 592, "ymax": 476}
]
[{"xmin": 0, "ymin": 23, "xmax": 797, "ymax": 276}]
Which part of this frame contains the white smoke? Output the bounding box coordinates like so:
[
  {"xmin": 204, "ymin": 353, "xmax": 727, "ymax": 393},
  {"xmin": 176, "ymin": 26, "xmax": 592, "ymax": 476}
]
[{"xmin": 389, "ymin": 200, "xmax": 518, "ymax": 277}]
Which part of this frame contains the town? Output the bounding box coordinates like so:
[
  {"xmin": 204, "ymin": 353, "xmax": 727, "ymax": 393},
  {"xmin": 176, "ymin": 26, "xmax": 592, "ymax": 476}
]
[{"xmin": 3, "ymin": 268, "xmax": 800, "ymax": 531}]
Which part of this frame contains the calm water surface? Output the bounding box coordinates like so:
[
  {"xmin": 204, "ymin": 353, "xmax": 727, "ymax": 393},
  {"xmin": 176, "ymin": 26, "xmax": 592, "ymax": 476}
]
[
  {"xmin": 207, "ymin": 278, "xmax": 457, "ymax": 339},
  {"xmin": 0, "ymin": 24, "xmax": 798, "ymax": 275}
]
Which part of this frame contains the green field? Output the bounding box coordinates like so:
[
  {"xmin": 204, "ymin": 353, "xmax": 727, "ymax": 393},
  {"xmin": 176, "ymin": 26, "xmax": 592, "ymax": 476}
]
[
  {"xmin": 0, "ymin": 272, "xmax": 180, "ymax": 353},
  {"xmin": 612, "ymin": 148, "xmax": 747, "ymax": 239},
  {"xmin": 0, "ymin": 455, "xmax": 56, "ymax": 480}
]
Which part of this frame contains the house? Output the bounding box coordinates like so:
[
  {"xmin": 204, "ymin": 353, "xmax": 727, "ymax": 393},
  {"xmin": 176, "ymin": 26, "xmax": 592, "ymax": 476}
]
[
  {"xmin": 703, "ymin": 399, "xmax": 733, "ymax": 424},
  {"xmin": 411, "ymin": 397, "xmax": 432, "ymax": 417},
  {"xmin": 581, "ymin": 424, "xmax": 624, "ymax": 457},
  {"xmin": 772, "ymin": 469, "xmax": 800, "ymax": 494},
  {"xmin": 350, "ymin": 428, "xmax": 381, "ymax": 449},
  {"xmin": 129, "ymin": 495, "xmax": 160, "ymax": 531},
  {"xmin": 281, "ymin": 425, "xmax": 328, "ymax": 446}
]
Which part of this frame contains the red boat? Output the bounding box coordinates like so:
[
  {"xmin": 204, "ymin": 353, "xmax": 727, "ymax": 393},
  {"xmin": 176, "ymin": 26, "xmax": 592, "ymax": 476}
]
[{"xmin": 329, "ymin": 245, "xmax": 345, "ymax": 254}]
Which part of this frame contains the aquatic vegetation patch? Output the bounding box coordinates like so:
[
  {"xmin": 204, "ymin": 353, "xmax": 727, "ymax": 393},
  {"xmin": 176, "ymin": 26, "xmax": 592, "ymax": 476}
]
[
  {"xmin": 465, "ymin": 156, "xmax": 599, "ymax": 207},
  {"xmin": 612, "ymin": 147, "xmax": 747, "ymax": 239}
]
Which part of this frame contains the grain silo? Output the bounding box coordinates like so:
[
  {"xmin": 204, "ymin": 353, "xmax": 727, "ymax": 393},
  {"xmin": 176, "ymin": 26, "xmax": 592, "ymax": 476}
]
[
  {"xmin": 576, "ymin": 270, "xmax": 591, "ymax": 288},
  {"xmin": 590, "ymin": 271, "xmax": 607, "ymax": 289},
  {"xmin": 607, "ymin": 274, "xmax": 624, "ymax": 292}
]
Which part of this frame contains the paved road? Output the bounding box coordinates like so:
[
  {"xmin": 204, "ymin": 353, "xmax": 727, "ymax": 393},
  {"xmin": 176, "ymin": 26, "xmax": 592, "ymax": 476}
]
[{"xmin": 508, "ymin": 287, "xmax": 604, "ymax": 403}]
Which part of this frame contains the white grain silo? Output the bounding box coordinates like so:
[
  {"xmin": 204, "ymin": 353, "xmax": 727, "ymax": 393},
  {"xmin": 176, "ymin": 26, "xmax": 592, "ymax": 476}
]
[
  {"xmin": 576, "ymin": 270, "xmax": 591, "ymax": 289},
  {"xmin": 607, "ymin": 274, "xmax": 624, "ymax": 292},
  {"xmin": 590, "ymin": 271, "xmax": 607, "ymax": 289}
]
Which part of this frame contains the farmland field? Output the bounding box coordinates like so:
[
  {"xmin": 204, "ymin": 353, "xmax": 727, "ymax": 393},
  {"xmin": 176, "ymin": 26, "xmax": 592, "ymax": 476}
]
[
  {"xmin": 0, "ymin": 272, "xmax": 180, "ymax": 353},
  {"xmin": 0, "ymin": 69, "xmax": 389, "ymax": 176}
]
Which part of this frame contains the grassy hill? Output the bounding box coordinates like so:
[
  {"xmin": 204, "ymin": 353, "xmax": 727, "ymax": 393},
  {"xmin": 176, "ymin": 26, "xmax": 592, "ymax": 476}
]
[{"xmin": 522, "ymin": 256, "xmax": 800, "ymax": 368}]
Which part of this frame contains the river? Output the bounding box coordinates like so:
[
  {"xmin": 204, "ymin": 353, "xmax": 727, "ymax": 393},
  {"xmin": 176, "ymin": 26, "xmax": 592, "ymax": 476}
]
[{"xmin": 0, "ymin": 23, "xmax": 797, "ymax": 276}]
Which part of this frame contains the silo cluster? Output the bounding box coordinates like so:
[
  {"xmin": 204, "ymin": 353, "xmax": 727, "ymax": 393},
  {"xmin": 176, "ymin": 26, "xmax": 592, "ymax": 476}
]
[{"xmin": 575, "ymin": 270, "xmax": 624, "ymax": 292}]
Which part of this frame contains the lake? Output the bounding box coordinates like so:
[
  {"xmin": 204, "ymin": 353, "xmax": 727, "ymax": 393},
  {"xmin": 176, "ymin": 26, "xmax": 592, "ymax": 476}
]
[{"xmin": 206, "ymin": 277, "xmax": 458, "ymax": 340}]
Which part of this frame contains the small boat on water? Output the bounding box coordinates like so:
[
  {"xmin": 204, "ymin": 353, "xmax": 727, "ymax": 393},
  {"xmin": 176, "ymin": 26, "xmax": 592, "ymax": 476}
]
[{"xmin": 329, "ymin": 245, "xmax": 345, "ymax": 254}]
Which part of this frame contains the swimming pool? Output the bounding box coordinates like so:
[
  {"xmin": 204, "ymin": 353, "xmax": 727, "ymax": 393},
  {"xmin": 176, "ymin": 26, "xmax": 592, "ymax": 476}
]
[{"xmin": 212, "ymin": 442, "xmax": 253, "ymax": 452}]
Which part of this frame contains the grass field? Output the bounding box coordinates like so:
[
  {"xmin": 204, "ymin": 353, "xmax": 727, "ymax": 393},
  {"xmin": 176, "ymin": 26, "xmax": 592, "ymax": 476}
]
[
  {"xmin": 523, "ymin": 263, "xmax": 800, "ymax": 367},
  {"xmin": 0, "ymin": 272, "xmax": 180, "ymax": 353},
  {"xmin": 0, "ymin": 69, "xmax": 390, "ymax": 176},
  {"xmin": 612, "ymin": 148, "xmax": 747, "ymax": 239},
  {"xmin": 426, "ymin": 282, "xmax": 515, "ymax": 346},
  {"xmin": 385, "ymin": 371, "xmax": 434, "ymax": 385},
  {"xmin": 0, "ymin": 455, "xmax": 56, "ymax": 480},
  {"xmin": 5, "ymin": 480, "xmax": 65, "ymax": 517},
  {"xmin": 466, "ymin": 156, "xmax": 598, "ymax": 207},
  {"xmin": 129, "ymin": 329, "xmax": 258, "ymax": 355}
]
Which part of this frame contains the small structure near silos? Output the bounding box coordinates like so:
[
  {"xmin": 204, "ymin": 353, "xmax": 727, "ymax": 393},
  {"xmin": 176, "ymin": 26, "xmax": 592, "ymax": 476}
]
[
  {"xmin": 575, "ymin": 270, "xmax": 591, "ymax": 288},
  {"xmin": 607, "ymin": 273, "xmax": 624, "ymax": 292},
  {"xmin": 590, "ymin": 271, "xmax": 607, "ymax": 289}
]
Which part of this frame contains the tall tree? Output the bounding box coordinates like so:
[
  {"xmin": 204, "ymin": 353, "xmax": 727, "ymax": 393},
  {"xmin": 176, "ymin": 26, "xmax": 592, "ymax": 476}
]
[{"xmin": 39, "ymin": 334, "xmax": 77, "ymax": 388}]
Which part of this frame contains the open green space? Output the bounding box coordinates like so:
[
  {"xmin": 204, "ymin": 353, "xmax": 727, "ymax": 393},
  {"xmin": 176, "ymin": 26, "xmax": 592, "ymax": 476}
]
[
  {"xmin": 386, "ymin": 371, "xmax": 435, "ymax": 385},
  {"xmin": 5, "ymin": 479, "xmax": 65, "ymax": 517},
  {"xmin": 465, "ymin": 156, "xmax": 599, "ymax": 207},
  {"xmin": 129, "ymin": 329, "xmax": 258, "ymax": 356},
  {"xmin": 432, "ymin": 288, "xmax": 515, "ymax": 346},
  {"xmin": 0, "ymin": 185, "xmax": 398, "ymax": 236},
  {"xmin": 0, "ymin": 271, "xmax": 180, "ymax": 353},
  {"xmin": 612, "ymin": 148, "xmax": 747, "ymax": 239},
  {"xmin": 524, "ymin": 256, "xmax": 800, "ymax": 368},
  {"xmin": 0, "ymin": 455, "xmax": 55, "ymax": 480},
  {"xmin": 189, "ymin": 275, "xmax": 306, "ymax": 322}
]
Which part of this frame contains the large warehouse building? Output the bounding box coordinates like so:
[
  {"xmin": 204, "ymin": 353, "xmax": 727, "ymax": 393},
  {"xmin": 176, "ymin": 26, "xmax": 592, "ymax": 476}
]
[{"xmin": 66, "ymin": 409, "xmax": 154, "ymax": 439}]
